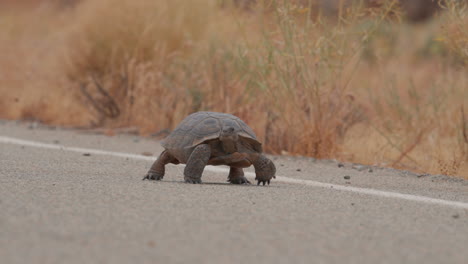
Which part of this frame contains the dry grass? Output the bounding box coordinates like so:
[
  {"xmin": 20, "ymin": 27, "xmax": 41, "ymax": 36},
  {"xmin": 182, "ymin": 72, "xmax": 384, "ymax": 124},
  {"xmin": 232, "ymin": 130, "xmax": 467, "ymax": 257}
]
[{"xmin": 0, "ymin": 0, "xmax": 467, "ymax": 178}]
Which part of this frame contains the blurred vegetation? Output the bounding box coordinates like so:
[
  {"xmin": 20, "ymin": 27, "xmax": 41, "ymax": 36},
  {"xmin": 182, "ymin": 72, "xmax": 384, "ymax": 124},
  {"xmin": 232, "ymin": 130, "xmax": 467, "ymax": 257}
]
[{"xmin": 0, "ymin": 0, "xmax": 467, "ymax": 178}]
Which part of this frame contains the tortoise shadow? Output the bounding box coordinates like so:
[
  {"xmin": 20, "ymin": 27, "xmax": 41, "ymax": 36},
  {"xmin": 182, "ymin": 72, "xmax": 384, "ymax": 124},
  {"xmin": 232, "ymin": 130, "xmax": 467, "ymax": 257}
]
[{"xmin": 147, "ymin": 179, "xmax": 282, "ymax": 188}]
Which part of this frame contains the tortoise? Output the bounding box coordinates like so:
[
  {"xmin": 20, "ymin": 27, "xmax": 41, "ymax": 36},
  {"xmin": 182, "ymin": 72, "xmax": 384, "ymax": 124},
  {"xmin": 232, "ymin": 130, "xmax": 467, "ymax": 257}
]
[{"xmin": 143, "ymin": 111, "xmax": 276, "ymax": 185}]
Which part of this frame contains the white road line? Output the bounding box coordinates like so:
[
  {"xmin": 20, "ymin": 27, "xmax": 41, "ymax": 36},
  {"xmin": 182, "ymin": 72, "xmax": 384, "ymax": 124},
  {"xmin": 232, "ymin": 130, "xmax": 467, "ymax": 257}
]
[{"xmin": 1, "ymin": 135, "xmax": 468, "ymax": 209}]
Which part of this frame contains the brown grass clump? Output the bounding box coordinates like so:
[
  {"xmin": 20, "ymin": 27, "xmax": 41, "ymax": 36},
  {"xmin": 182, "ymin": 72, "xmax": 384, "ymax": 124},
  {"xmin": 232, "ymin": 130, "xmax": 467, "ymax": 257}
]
[
  {"xmin": 441, "ymin": 0, "xmax": 468, "ymax": 62},
  {"xmin": 63, "ymin": 0, "xmax": 226, "ymax": 129},
  {"xmin": 0, "ymin": 4, "xmax": 91, "ymax": 125},
  {"xmin": 0, "ymin": 0, "xmax": 467, "ymax": 178}
]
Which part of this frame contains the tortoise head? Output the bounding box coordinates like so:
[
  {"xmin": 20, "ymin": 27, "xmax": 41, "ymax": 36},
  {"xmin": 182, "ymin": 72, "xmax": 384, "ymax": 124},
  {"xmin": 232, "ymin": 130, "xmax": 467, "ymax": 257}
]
[
  {"xmin": 219, "ymin": 126, "xmax": 238, "ymax": 153},
  {"xmin": 219, "ymin": 126, "xmax": 238, "ymax": 142}
]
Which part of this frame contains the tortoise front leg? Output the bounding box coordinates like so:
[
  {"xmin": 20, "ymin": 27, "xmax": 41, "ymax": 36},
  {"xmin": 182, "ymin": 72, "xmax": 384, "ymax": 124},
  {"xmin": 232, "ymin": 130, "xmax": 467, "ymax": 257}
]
[
  {"xmin": 253, "ymin": 154, "xmax": 276, "ymax": 185},
  {"xmin": 227, "ymin": 167, "xmax": 251, "ymax": 184},
  {"xmin": 143, "ymin": 150, "xmax": 178, "ymax": 180},
  {"xmin": 184, "ymin": 144, "xmax": 211, "ymax": 184}
]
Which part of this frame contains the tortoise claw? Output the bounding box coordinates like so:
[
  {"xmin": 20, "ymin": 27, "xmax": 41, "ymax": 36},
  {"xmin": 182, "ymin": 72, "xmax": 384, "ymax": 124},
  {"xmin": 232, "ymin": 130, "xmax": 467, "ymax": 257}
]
[
  {"xmin": 257, "ymin": 180, "xmax": 270, "ymax": 186},
  {"xmin": 228, "ymin": 176, "xmax": 251, "ymax": 185},
  {"xmin": 143, "ymin": 172, "xmax": 164, "ymax": 181},
  {"xmin": 184, "ymin": 177, "xmax": 202, "ymax": 184}
]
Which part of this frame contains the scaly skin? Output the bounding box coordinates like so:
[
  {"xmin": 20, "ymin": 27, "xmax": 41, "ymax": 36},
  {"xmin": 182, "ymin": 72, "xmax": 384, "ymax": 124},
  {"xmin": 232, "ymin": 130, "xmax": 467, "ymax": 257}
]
[
  {"xmin": 227, "ymin": 167, "xmax": 251, "ymax": 184},
  {"xmin": 253, "ymin": 154, "xmax": 276, "ymax": 185},
  {"xmin": 143, "ymin": 150, "xmax": 178, "ymax": 180},
  {"xmin": 183, "ymin": 144, "xmax": 211, "ymax": 184}
]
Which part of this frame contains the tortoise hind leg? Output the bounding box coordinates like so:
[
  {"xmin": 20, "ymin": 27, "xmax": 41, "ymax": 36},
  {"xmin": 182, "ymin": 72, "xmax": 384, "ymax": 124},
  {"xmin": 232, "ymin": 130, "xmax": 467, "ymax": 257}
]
[
  {"xmin": 143, "ymin": 150, "xmax": 178, "ymax": 180},
  {"xmin": 184, "ymin": 144, "xmax": 211, "ymax": 184},
  {"xmin": 228, "ymin": 167, "xmax": 251, "ymax": 184}
]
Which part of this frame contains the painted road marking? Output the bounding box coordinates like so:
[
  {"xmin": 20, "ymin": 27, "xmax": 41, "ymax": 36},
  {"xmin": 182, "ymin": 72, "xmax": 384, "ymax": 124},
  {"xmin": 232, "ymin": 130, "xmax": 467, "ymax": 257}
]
[{"xmin": 1, "ymin": 135, "xmax": 467, "ymax": 209}]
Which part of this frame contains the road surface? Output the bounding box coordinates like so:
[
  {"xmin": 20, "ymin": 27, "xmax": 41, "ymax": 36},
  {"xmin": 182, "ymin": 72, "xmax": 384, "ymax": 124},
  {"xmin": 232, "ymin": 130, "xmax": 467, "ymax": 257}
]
[{"xmin": 0, "ymin": 121, "xmax": 467, "ymax": 264}]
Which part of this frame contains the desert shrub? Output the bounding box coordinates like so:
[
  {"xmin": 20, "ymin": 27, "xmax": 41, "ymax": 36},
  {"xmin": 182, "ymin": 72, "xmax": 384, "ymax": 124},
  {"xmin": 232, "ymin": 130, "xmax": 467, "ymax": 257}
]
[{"xmin": 1, "ymin": 0, "xmax": 467, "ymax": 177}]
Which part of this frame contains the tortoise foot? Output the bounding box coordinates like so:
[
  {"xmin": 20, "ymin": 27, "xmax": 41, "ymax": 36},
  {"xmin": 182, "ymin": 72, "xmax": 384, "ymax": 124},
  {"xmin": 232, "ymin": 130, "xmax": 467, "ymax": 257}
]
[
  {"xmin": 143, "ymin": 172, "xmax": 164, "ymax": 181},
  {"xmin": 255, "ymin": 171, "xmax": 274, "ymax": 186},
  {"xmin": 256, "ymin": 179, "xmax": 270, "ymax": 186},
  {"xmin": 184, "ymin": 177, "xmax": 202, "ymax": 184},
  {"xmin": 228, "ymin": 176, "xmax": 251, "ymax": 185}
]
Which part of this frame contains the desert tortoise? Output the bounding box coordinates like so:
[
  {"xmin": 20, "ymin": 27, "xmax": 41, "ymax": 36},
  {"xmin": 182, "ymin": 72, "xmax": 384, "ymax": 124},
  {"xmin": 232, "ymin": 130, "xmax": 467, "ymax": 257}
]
[{"xmin": 143, "ymin": 111, "xmax": 276, "ymax": 185}]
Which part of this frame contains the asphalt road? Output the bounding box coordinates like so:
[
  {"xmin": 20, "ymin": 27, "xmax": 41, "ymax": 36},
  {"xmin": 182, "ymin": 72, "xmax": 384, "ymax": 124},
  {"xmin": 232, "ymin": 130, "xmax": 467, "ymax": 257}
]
[{"xmin": 1, "ymin": 121, "xmax": 467, "ymax": 264}]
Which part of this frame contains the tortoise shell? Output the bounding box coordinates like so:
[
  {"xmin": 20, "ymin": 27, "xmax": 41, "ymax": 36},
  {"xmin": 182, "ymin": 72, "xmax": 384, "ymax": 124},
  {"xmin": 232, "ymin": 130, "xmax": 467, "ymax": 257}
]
[{"xmin": 161, "ymin": 112, "xmax": 262, "ymax": 152}]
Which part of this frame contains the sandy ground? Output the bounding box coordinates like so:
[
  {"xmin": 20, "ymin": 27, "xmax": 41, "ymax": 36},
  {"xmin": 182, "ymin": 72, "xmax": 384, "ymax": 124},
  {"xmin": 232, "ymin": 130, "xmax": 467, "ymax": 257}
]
[{"xmin": 1, "ymin": 120, "xmax": 467, "ymax": 264}]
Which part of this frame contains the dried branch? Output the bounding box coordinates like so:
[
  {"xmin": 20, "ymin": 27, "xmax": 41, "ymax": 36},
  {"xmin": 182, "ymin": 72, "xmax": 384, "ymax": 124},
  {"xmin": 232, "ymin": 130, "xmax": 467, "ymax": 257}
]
[{"xmin": 79, "ymin": 74, "xmax": 120, "ymax": 120}]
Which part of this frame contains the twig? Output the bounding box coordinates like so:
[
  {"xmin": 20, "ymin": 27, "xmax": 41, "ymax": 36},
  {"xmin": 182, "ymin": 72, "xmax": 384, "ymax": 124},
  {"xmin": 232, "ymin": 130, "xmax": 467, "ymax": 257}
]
[
  {"xmin": 391, "ymin": 128, "xmax": 427, "ymax": 167},
  {"xmin": 370, "ymin": 124, "xmax": 420, "ymax": 166},
  {"xmin": 462, "ymin": 105, "xmax": 468, "ymax": 144},
  {"xmin": 79, "ymin": 74, "xmax": 121, "ymax": 119}
]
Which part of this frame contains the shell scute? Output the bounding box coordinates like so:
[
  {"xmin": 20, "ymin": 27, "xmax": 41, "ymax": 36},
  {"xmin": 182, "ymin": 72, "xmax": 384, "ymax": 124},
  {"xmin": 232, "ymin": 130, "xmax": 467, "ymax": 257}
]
[{"xmin": 162, "ymin": 112, "xmax": 261, "ymax": 151}]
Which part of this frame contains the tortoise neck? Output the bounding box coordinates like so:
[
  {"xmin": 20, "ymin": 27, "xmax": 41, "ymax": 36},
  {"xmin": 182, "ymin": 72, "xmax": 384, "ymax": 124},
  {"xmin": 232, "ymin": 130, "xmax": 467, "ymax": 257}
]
[
  {"xmin": 220, "ymin": 139, "xmax": 237, "ymax": 154},
  {"xmin": 219, "ymin": 130, "xmax": 239, "ymax": 154}
]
